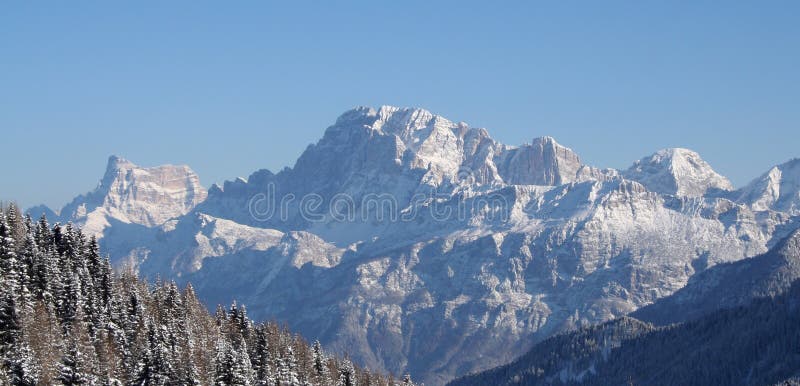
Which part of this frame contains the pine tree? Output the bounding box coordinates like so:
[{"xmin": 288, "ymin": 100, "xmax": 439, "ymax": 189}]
[
  {"xmin": 98, "ymin": 258, "xmax": 114, "ymax": 323},
  {"xmin": 312, "ymin": 340, "xmax": 330, "ymax": 384},
  {"xmin": 57, "ymin": 335, "xmax": 90, "ymax": 385},
  {"xmin": 215, "ymin": 304, "xmax": 227, "ymax": 327},
  {"xmin": 31, "ymin": 215, "xmax": 56, "ymax": 305},
  {"xmin": 57, "ymin": 272, "xmax": 82, "ymax": 327},
  {"xmin": 337, "ymin": 359, "xmax": 356, "ymax": 386},
  {"xmin": 0, "ymin": 228, "xmax": 22, "ymax": 382},
  {"xmin": 252, "ymin": 327, "xmax": 273, "ymax": 385},
  {"xmin": 4, "ymin": 204, "xmax": 26, "ymax": 249},
  {"xmin": 33, "ymin": 215, "xmax": 51, "ymax": 251},
  {"xmin": 214, "ymin": 336, "xmax": 235, "ymax": 386},
  {"xmin": 0, "ymin": 215, "xmax": 21, "ymax": 298},
  {"xmin": 83, "ymin": 236, "xmax": 105, "ymax": 331},
  {"xmin": 277, "ymin": 344, "xmax": 300, "ymax": 386},
  {"xmin": 0, "ymin": 275, "xmax": 19, "ymax": 350},
  {"xmin": 233, "ymin": 341, "xmax": 255, "ymax": 386},
  {"xmin": 15, "ymin": 215, "xmax": 36, "ymax": 310},
  {"xmin": 135, "ymin": 319, "xmax": 173, "ymax": 386},
  {"xmin": 5, "ymin": 340, "xmax": 40, "ymax": 386}
]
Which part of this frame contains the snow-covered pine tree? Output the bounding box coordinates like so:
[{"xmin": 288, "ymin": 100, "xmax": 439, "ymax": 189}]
[
  {"xmin": 31, "ymin": 215, "xmax": 57, "ymax": 305},
  {"xmin": 277, "ymin": 344, "xmax": 300, "ymax": 386},
  {"xmin": 4, "ymin": 339, "xmax": 39, "ymax": 386},
  {"xmin": 3, "ymin": 204, "xmax": 27, "ymax": 249},
  {"xmin": 15, "ymin": 215, "xmax": 37, "ymax": 311},
  {"xmin": 214, "ymin": 335, "xmax": 236, "ymax": 386},
  {"xmin": 251, "ymin": 325, "xmax": 274, "ymax": 386},
  {"xmin": 57, "ymin": 332, "xmax": 91, "ymax": 386},
  {"xmin": 0, "ymin": 215, "xmax": 21, "ymax": 298},
  {"xmin": 56, "ymin": 272, "xmax": 83, "ymax": 327},
  {"xmin": 312, "ymin": 340, "xmax": 331, "ymax": 385},
  {"xmin": 215, "ymin": 304, "xmax": 228, "ymax": 327},
  {"xmin": 233, "ymin": 340, "xmax": 255, "ymax": 386},
  {"xmin": 337, "ymin": 358, "xmax": 356, "ymax": 386},
  {"xmin": 134, "ymin": 318, "xmax": 173, "ymax": 386}
]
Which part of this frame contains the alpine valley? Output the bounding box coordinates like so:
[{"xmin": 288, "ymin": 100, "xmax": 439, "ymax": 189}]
[{"xmin": 30, "ymin": 106, "xmax": 800, "ymax": 385}]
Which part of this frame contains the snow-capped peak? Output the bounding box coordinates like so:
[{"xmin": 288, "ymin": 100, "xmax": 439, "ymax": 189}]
[
  {"xmin": 37, "ymin": 156, "xmax": 208, "ymax": 237},
  {"xmin": 737, "ymin": 158, "xmax": 800, "ymax": 215},
  {"xmin": 623, "ymin": 148, "xmax": 733, "ymax": 197}
]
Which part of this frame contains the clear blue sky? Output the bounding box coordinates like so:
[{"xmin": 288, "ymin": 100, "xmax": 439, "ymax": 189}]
[{"xmin": 2, "ymin": 1, "xmax": 798, "ymax": 209}]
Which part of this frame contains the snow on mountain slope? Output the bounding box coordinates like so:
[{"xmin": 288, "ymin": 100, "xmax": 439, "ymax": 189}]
[
  {"xmin": 623, "ymin": 148, "xmax": 733, "ymax": 197},
  {"xmin": 31, "ymin": 156, "xmax": 207, "ymax": 236},
  {"xmin": 737, "ymin": 158, "xmax": 800, "ymax": 215},
  {"xmin": 163, "ymin": 176, "xmax": 777, "ymax": 386},
  {"xmin": 28, "ymin": 106, "xmax": 800, "ymax": 385},
  {"xmin": 632, "ymin": 227, "xmax": 800, "ymax": 325}
]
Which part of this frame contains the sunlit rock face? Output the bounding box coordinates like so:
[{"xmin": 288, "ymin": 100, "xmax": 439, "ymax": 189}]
[{"xmin": 33, "ymin": 155, "xmax": 207, "ymax": 236}]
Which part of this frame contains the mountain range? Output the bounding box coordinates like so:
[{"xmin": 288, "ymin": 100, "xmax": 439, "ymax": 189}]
[{"xmin": 30, "ymin": 106, "xmax": 800, "ymax": 385}]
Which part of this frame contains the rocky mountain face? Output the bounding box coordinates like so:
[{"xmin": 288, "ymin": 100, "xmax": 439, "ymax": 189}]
[
  {"xmin": 449, "ymin": 231, "xmax": 800, "ymax": 386},
  {"xmin": 449, "ymin": 278, "xmax": 800, "ymax": 386},
  {"xmin": 632, "ymin": 228, "xmax": 800, "ymax": 325},
  {"xmin": 29, "ymin": 106, "xmax": 800, "ymax": 385},
  {"xmin": 32, "ymin": 155, "xmax": 207, "ymax": 236}
]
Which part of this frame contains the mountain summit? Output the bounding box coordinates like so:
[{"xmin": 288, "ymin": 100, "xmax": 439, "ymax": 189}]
[
  {"xmin": 623, "ymin": 148, "xmax": 733, "ymax": 197},
  {"xmin": 737, "ymin": 158, "xmax": 800, "ymax": 215},
  {"xmin": 33, "ymin": 155, "xmax": 207, "ymax": 236}
]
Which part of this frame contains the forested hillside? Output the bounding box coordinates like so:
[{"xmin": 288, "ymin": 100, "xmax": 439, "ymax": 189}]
[{"xmin": 0, "ymin": 203, "xmax": 413, "ymax": 385}]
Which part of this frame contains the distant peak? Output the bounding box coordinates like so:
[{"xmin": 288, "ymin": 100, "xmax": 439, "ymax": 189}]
[
  {"xmin": 634, "ymin": 148, "xmax": 699, "ymax": 164},
  {"xmin": 102, "ymin": 155, "xmax": 137, "ymax": 187},
  {"xmin": 377, "ymin": 105, "xmax": 401, "ymax": 116},
  {"xmin": 633, "ymin": 148, "xmax": 710, "ymax": 169},
  {"xmin": 331, "ymin": 105, "xmax": 450, "ymax": 141},
  {"xmin": 335, "ymin": 105, "xmax": 439, "ymax": 125},
  {"xmin": 335, "ymin": 106, "xmax": 377, "ymax": 124},
  {"xmin": 106, "ymin": 155, "xmax": 136, "ymax": 171},
  {"xmin": 66, "ymin": 155, "xmax": 208, "ymax": 231},
  {"xmin": 624, "ymin": 148, "xmax": 733, "ymax": 197},
  {"xmin": 531, "ymin": 136, "xmax": 566, "ymax": 149},
  {"xmin": 737, "ymin": 157, "xmax": 800, "ymax": 215}
]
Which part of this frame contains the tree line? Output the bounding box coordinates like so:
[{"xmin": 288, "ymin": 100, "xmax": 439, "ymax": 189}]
[{"xmin": 0, "ymin": 203, "xmax": 415, "ymax": 386}]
